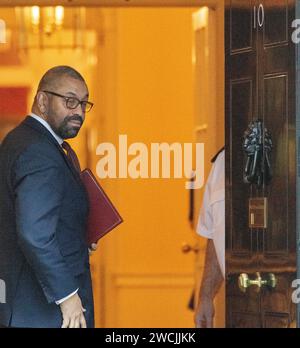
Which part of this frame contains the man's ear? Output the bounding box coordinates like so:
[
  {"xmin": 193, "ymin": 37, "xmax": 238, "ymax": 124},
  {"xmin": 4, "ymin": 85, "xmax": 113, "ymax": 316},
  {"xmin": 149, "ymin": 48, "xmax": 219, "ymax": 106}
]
[{"xmin": 36, "ymin": 91, "xmax": 48, "ymax": 114}]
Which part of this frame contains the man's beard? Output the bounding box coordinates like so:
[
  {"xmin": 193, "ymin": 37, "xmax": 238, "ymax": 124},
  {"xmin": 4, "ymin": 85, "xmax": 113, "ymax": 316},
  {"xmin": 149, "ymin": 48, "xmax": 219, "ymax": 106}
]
[{"xmin": 53, "ymin": 115, "xmax": 83, "ymax": 139}]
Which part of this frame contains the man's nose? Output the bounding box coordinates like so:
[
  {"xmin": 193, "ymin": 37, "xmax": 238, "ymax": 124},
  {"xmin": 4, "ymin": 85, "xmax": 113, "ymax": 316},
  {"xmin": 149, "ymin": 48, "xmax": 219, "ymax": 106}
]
[{"xmin": 72, "ymin": 104, "xmax": 85, "ymax": 120}]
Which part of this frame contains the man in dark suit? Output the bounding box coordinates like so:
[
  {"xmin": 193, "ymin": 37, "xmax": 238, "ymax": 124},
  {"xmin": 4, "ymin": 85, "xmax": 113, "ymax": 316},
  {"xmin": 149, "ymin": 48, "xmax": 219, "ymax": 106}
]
[{"xmin": 0, "ymin": 66, "xmax": 95, "ymax": 328}]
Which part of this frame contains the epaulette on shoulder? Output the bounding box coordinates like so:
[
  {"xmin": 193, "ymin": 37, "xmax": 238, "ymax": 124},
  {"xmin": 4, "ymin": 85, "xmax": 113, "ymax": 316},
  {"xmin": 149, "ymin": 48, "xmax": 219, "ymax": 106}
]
[{"xmin": 211, "ymin": 146, "xmax": 225, "ymax": 163}]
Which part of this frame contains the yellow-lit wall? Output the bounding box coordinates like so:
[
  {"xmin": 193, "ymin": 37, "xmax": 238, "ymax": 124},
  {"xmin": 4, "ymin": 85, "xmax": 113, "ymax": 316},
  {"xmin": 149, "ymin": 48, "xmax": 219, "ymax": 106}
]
[
  {"xmin": 91, "ymin": 6, "xmax": 224, "ymax": 328},
  {"xmin": 92, "ymin": 7, "xmax": 198, "ymax": 328}
]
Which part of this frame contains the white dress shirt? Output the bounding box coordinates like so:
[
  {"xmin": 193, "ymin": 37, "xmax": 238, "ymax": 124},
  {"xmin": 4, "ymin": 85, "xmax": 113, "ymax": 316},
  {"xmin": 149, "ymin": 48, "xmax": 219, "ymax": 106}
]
[
  {"xmin": 29, "ymin": 113, "xmax": 79, "ymax": 304},
  {"xmin": 196, "ymin": 150, "xmax": 225, "ymax": 277}
]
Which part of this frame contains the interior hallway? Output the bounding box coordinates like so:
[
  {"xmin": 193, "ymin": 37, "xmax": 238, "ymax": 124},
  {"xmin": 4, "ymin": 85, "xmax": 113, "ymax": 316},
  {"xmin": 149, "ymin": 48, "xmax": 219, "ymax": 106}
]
[{"xmin": 0, "ymin": 4, "xmax": 224, "ymax": 327}]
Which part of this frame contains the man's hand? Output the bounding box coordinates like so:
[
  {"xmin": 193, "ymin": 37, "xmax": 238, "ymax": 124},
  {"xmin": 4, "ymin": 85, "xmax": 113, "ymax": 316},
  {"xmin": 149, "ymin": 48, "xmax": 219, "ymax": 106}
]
[
  {"xmin": 194, "ymin": 297, "xmax": 215, "ymax": 328},
  {"xmin": 60, "ymin": 293, "xmax": 87, "ymax": 328},
  {"xmin": 88, "ymin": 243, "xmax": 98, "ymax": 256}
]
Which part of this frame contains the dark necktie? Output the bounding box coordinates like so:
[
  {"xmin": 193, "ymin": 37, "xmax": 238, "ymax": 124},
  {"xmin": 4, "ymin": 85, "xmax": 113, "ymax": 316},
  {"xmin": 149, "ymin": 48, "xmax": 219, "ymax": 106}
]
[{"xmin": 62, "ymin": 141, "xmax": 81, "ymax": 173}]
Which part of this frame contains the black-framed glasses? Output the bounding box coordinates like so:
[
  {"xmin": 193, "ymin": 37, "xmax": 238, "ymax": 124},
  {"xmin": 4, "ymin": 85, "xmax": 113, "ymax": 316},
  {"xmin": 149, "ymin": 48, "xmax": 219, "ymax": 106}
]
[{"xmin": 43, "ymin": 90, "xmax": 94, "ymax": 113}]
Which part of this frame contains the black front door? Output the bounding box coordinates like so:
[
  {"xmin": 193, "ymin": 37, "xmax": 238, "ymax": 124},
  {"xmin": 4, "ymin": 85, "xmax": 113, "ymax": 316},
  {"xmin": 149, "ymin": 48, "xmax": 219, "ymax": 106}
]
[{"xmin": 225, "ymin": 0, "xmax": 296, "ymax": 328}]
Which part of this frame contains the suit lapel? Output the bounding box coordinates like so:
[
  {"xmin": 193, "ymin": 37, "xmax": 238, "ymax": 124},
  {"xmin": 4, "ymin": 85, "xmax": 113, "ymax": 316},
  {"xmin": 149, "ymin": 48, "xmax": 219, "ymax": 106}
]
[{"xmin": 22, "ymin": 116, "xmax": 83, "ymax": 186}]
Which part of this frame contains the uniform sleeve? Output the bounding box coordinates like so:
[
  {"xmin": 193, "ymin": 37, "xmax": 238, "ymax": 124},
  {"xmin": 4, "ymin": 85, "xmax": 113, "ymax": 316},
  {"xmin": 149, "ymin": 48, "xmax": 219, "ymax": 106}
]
[
  {"xmin": 196, "ymin": 168, "xmax": 214, "ymax": 239},
  {"xmin": 13, "ymin": 143, "xmax": 79, "ymax": 304}
]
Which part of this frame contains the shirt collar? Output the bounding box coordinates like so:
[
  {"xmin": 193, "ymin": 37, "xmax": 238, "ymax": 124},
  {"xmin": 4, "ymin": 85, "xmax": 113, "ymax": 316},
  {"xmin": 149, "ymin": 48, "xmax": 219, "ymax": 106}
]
[{"xmin": 29, "ymin": 113, "xmax": 64, "ymax": 146}]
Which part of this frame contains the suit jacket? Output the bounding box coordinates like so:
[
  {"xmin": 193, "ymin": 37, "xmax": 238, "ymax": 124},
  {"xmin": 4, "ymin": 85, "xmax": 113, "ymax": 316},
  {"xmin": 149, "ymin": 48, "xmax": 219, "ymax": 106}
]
[{"xmin": 0, "ymin": 116, "xmax": 94, "ymax": 328}]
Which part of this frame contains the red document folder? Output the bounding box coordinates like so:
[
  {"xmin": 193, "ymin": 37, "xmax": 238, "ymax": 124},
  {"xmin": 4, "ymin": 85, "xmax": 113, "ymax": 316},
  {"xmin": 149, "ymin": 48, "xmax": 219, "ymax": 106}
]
[{"xmin": 80, "ymin": 168, "xmax": 123, "ymax": 245}]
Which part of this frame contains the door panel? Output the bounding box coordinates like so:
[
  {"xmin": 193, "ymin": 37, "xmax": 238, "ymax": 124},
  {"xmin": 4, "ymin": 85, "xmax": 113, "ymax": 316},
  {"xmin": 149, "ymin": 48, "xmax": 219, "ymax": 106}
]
[
  {"xmin": 232, "ymin": 313, "xmax": 262, "ymax": 328},
  {"xmin": 230, "ymin": 0, "xmax": 254, "ymax": 51},
  {"xmin": 230, "ymin": 80, "xmax": 253, "ymax": 253},
  {"xmin": 227, "ymin": 275, "xmax": 261, "ymax": 327},
  {"xmin": 261, "ymin": 273, "xmax": 296, "ymax": 327},
  {"xmin": 262, "ymin": 0, "xmax": 296, "ymax": 267},
  {"xmin": 264, "ymin": 0, "xmax": 288, "ymax": 46},
  {"xmin": 263, "ymin": 75, "xmax": 293, "ymax": 256},
  {"xmin": 226, "ymin": 0, "xmax": 258, "ymax": 274}
]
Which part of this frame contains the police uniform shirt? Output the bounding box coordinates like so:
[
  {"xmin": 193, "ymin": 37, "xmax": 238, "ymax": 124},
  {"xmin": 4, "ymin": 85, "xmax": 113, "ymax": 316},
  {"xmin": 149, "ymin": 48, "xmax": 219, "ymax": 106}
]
[{"xmin": 196, "ymin": 149, "xmax": 225, "ymax": 277}]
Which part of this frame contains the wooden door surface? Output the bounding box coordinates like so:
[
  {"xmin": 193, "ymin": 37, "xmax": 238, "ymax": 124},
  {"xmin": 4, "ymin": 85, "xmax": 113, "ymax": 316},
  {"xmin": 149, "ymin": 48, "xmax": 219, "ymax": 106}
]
[{"xmin": 225, "ymin": 0, "xmax": 296, "ymax": 328}]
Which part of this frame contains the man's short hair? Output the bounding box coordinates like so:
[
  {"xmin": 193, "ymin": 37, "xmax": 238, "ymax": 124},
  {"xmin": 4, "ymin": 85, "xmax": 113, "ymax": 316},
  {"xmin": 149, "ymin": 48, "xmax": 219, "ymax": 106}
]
[{"xmin": 37, "ymin": 65, "xmax": 86, "ymax": 92}]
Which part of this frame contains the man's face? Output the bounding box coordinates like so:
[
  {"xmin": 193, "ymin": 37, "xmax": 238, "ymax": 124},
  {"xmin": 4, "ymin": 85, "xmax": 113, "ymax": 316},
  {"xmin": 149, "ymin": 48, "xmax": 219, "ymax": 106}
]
[{"xmin": 44, "ymin": 76, "xmax": 89, "ymax": 139}]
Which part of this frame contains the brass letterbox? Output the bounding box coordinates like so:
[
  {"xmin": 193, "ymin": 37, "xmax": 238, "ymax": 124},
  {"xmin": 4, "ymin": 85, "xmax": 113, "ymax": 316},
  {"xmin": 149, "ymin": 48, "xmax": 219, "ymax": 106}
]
[{"xmin": 249, "ymin": 197, "xmax": 268, "ymax": 229}]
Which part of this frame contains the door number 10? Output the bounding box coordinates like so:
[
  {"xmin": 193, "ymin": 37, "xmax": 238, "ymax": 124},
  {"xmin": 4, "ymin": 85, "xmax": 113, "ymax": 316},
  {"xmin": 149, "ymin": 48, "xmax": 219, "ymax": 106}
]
[{"xmin": 254, "ymin": 4, "xmax": 265, "ymax": 29}]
